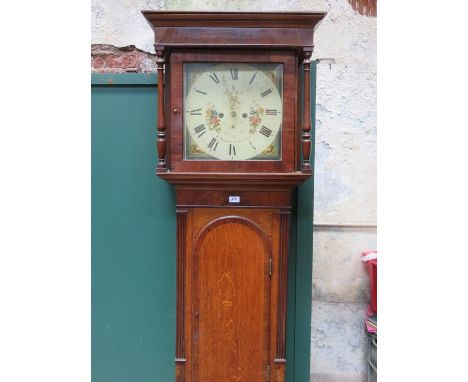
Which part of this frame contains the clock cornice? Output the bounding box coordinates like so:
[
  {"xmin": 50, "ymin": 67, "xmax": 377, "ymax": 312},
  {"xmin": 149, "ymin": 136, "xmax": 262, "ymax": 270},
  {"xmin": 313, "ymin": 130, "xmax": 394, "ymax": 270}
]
[
  {"xmin": 141, "ymin": 10, "xmax": 326, "ymax": 27},
  {"xmin": 142, "ymin": 10, "xmax": 326, "ymax": 50}
]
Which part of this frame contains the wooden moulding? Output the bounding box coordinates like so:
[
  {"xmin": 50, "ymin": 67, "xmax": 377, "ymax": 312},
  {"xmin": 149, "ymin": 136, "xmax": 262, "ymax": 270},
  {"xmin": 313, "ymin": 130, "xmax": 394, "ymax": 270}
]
[
  {"xmin": 175, "ymin": 208, "xmax": 188, "ymax": 382},
  {"xmin": 158, "ymin": 172, "xmax": 311, "ymax": 188},
  {"xmin": 142, "ymin": 11, "xmax": 326, "ymax": 49},
  {"xmin": 275, "ymin": 210, "xmax": 290, "ymax": 365},
  {"xmin": 142, "ymin": 11, "xmax": 327, "ymax": 27}
]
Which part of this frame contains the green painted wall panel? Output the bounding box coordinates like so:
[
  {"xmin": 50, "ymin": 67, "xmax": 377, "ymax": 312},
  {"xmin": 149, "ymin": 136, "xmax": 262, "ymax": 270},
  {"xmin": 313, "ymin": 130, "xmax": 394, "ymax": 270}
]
[
  {"xmin": 91, "ymin": 69, "xmax": 316, "ymax": 381},
  {"xmin": 92, "ymin": 83, "xmax": 176, "ymax": 382},
  {"xmin": 292, "ymin": 60, "xmax": 317, "ymax": 382},
  {"xmin": 91, "ymin": 73, "xmax": 157, "ymax": 86}
]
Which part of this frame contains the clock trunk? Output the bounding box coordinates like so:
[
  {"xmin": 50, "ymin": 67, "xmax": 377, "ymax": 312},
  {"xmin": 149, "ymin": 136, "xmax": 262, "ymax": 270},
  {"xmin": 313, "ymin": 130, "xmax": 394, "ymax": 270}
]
[{"xmin": 177, "ymin": 204, "xmax": 290, "ymax": 382}]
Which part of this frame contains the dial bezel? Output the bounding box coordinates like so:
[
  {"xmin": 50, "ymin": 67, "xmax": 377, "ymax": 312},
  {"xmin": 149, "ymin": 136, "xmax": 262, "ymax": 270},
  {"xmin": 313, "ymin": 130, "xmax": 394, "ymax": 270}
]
[
  {"xmin": 169, "ymin": 50, "xmax": 298, "ymax": 174},
  {"xmin": 183, "ymin": 62, "xmax": 283, "ymax": 161}
]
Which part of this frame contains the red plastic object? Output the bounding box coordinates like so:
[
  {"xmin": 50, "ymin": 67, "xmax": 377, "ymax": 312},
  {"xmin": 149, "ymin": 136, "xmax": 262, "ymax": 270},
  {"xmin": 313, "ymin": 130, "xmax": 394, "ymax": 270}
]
[{"xmin": 366, "ymin": 258, "xmax": 377, "ymax": 315}]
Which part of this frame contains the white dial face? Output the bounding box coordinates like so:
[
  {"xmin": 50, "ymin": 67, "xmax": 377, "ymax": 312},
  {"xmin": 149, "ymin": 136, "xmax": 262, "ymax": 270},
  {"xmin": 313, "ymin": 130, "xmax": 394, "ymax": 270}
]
[{"xmin": 184, "ymin": 63, "xmax": 283, "ymax": 160}]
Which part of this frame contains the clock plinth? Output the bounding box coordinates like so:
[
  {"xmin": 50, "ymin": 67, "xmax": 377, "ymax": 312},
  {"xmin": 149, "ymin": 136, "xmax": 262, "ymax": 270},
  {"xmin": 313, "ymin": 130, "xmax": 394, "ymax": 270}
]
[{"xmin": 143, "ymin": 10, "xmax": 325, "ymax": 382}]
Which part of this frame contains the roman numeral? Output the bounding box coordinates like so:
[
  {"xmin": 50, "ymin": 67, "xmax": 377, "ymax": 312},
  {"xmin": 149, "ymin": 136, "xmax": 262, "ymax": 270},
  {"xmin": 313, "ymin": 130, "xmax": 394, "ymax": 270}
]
[
  {"xmin": 266, "ymin": 109, "xmax": 277, "ymax": 115},
  {"xmin": 259, "ymin": 125, "xmax": 273, "ymax": 138},
  {"xmin": 249, "ymin": 72, "xmax": 257, "ymax": 84},
  {"xmin": 195, "ymin": 89, "xmax": 207, "ymax": 95},
  {"xmin": 190, "ymin": 108, "xmax": 202, "ymax": 115},
  {"xmin": 230, "ymin": 67, "xmax": 238, "ymax": 80},
  {"xmin": 208, "ymin": 138, "xmax": 218, "ymax": 151},
  {"xmin": 229, "ymin": 144, "xmax": 236, "ymax": 156},
  {"xmin": 209, "ymin": 73, "xmax": 220, "ymax": 84},
  {"xmin": 261, "ymin": 88, "xmax": 272, "ymax": 97},
  {"xmin": 194, "ymin": 124, "xmax": 206, "ymax": 137}
]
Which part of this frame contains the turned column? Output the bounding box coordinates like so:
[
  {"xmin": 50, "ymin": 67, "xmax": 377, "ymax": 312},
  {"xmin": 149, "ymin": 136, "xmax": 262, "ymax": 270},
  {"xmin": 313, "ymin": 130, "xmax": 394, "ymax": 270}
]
[
  {"xmin": 301, "ymin": 47, "xmax": 314, "ymax": 174},
  {"xmin": 155, "ymin": 46, "xmax": 167, "ymax": 172}
]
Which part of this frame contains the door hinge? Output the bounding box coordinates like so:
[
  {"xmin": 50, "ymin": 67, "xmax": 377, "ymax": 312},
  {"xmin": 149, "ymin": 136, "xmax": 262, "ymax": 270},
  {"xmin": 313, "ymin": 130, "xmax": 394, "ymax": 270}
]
[
  {"xmin": 267, "ymin": 364, "xmax": 271, "ymax": 381},
  {"xmin": 269, "ymin": 258, "xmax": 272, "ymax": 276}
]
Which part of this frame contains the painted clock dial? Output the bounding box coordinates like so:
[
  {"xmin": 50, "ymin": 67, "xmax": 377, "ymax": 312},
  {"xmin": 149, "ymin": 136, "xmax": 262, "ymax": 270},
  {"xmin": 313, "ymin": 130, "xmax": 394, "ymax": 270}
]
[{"xmin": 184, "ymin": 63, "xmax": 283, "ymax": 160}]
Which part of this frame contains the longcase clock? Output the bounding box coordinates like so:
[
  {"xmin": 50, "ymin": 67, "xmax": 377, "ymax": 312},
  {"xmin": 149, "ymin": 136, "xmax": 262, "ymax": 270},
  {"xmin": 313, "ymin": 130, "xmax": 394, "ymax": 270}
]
[{"xmin": 142, "ymin": 11, "xmax": 325, "ymax": 382}]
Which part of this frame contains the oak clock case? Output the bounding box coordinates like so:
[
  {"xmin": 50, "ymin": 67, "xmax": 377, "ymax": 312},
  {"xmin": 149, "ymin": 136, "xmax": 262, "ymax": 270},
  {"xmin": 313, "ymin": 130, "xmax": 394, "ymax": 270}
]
[{"xmin": 142, "ymin": 10, "xmax": 326, "ymax": 382}]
